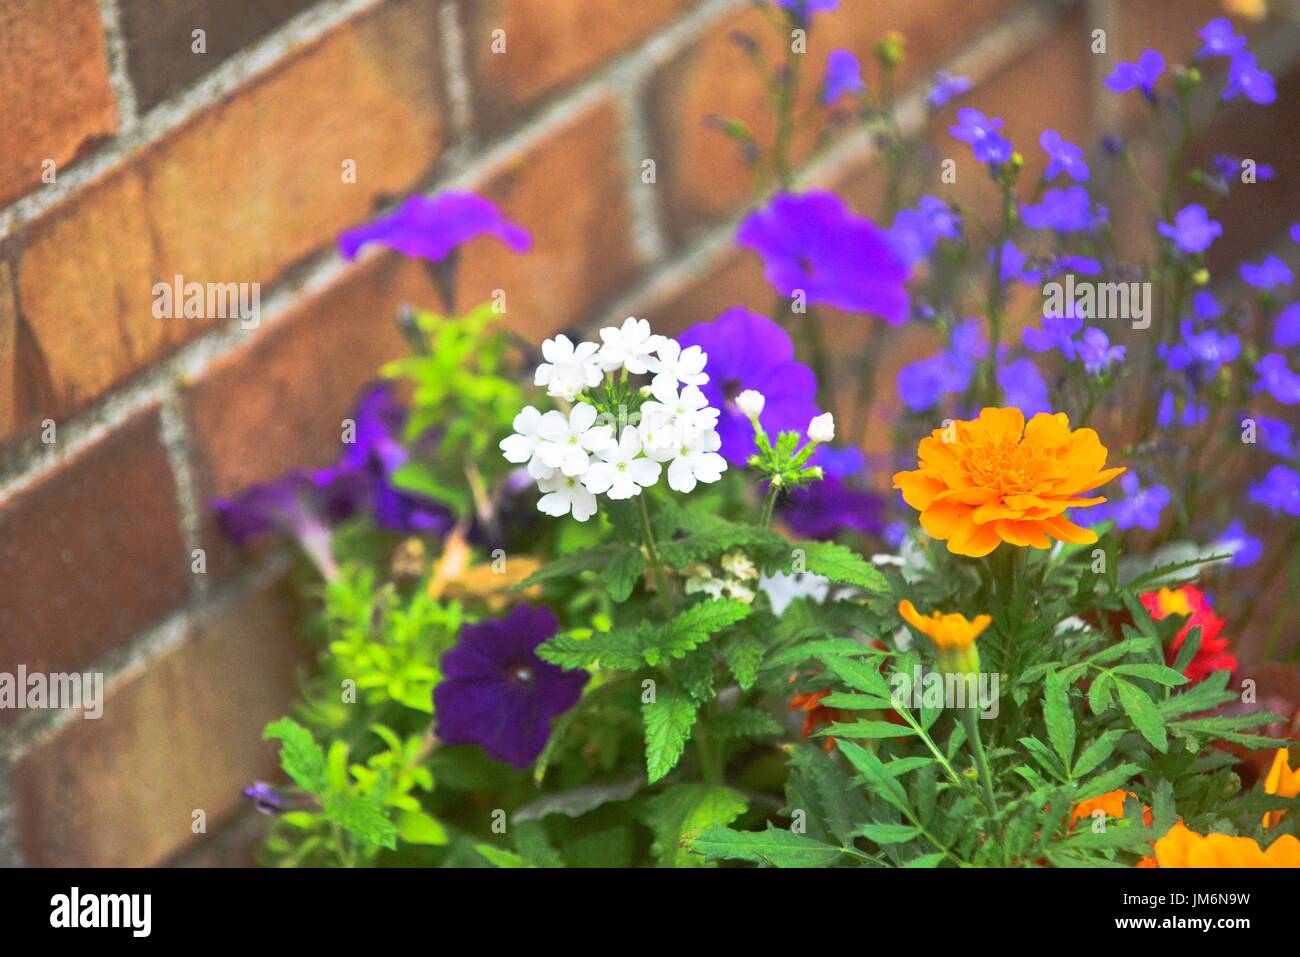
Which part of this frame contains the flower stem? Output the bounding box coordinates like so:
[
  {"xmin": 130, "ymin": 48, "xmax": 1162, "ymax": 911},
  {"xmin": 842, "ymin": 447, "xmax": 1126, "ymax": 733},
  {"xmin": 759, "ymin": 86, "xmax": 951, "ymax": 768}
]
[
  {"xmin": 759, "ymin": 483, "xmax": 780, "ymax": 529},
  {"xmin": 637, "ymin": 495, "xmax": 673, "ymax": 615},
  {"xmin": 959, "ymin": 707, "xmax": 998, "ymax": 815}
]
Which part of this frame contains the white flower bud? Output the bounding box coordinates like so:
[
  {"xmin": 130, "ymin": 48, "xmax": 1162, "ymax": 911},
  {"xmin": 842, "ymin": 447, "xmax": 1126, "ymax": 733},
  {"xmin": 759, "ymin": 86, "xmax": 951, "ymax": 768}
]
[
  {"xmin": 736, "ymin": 389, "xmax": 765, "ymax": 420},
  {"xmin": 808, "ymin": 412, "xmax": 835, "ymax": 443}
]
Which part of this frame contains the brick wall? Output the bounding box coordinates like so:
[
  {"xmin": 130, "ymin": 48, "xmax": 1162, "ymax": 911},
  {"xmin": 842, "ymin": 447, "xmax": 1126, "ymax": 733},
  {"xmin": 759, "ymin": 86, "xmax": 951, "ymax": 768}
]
[{"xmin": 1, "ymin": 0, "xmax": 1297, "ymax": 866}]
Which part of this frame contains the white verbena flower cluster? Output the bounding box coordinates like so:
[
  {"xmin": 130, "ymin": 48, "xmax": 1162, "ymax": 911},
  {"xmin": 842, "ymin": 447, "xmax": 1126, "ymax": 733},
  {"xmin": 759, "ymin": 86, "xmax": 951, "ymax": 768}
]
[{"xmin": 500, "ymin": 317, "xmax": 728, "ymax": 521}]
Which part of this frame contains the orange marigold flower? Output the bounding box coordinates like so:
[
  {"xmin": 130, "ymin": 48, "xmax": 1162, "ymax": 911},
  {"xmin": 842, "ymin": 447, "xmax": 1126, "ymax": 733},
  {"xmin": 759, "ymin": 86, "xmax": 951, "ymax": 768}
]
[
  {"xmin": 892, "ymin": 407, "xmax": 1124, "ymax": 558},
  {"xmin": 1153, "ymin": 821, "xmax": 1300, "ymax": 868},
  {"xmin": 897, "ymin": 600, "xmax": 990, "ymax": 652},
  {"xmin": 1263, "ymin": 748, "xmax": 1300, "ymax": 829},
  {"xmin": 1068, "ymin": 789, "xmax": 1154, "ymax": 831}
]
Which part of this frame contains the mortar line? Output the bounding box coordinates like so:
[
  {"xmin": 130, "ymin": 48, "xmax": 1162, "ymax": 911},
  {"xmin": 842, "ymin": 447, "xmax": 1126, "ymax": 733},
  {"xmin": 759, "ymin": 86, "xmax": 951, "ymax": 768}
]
[
  {"xmin": 437, "ymin": 0, "xmax": 477, "ymax": 151},
  {"xmin": 158, "ymin": 385, "xmax": 210, "ymax": 602},
  {"xmin": 96, "ymin": 0, "xmax": 141, "ymax": 134}
]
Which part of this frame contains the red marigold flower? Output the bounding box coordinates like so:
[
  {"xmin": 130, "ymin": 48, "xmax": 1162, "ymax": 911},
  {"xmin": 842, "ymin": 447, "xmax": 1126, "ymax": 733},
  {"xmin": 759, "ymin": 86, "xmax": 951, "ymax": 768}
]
[{"xmin": 1140, "ymin": 585, "xmax": 1237, "ymax": 684}]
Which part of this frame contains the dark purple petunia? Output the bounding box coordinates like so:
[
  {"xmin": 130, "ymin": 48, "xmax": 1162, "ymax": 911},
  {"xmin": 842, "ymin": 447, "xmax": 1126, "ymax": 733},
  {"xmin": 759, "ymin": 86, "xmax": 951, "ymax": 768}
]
[
  {"xmin": 775, "ymin": 0, "xmax": 839, "ymax": 18},
  {"xmin": 736, "ymin": 191, "xmax": 910, "ymax": 321},
  {"xmin": 339, "ymin": 192, "xmax": 531, "ymax": 262},
  {"xmin": 677, "ymin": 308, "xmax": 820, "ymax": 465},
  {"xmin": 433, "ymin": 605, "xmax": 588, "ymax": 770},
  {"xmin": 782, "ymin": 476, "xmax": 885, "ymax": 540},
  {"xmin": 813, "ymin": 444, "xmax": 865, "ymax": 478}
]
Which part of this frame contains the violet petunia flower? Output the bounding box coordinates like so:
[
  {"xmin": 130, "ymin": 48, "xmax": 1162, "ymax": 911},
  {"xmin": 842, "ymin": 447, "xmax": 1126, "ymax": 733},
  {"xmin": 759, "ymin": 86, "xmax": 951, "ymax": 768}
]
[
  {"xmin": 997, "ymin": 358, "xmax": 1051, "ymax": 416},
  {"xmin": 1241, "ymin": 255, "xmax": 1294, "ymax": 290},
  {"xmin": 677, "ymin": 308, "xmax": 820, "ymax": 465},
  {"xmin": 888, "ymin": 195, "xmax": 961, "ymax": 268},
  {"xmin": 1224, "ymin": 51, "xmax": 1276, "ymax": 105},
  {"xmin": 927, "ymin": 72, "xmax": 972, "ymax": 109},
  {"xmin": 433, "ymin": 605, "xmax": 588, "ymax": 770},
  {"xmin": 1248, "ymin": 465, "xmax": 1300, "ymax": 516},
  {"xmin": 823, "ymin": 49, "xmax": 864, "ymax": 103},
  {"xmin": 1275, "ymin": 302, "xmax": 1300, "ymax": 347},
  {"xmin": 1020, "ymin": 186, "xmax": 1103, "ymax": 233},
  {"xmin": 1254, "ymin": 353, "xmax": 1300, "ymax": 404},
  {"xmin": 1198, "ymin": 18, "xmax": 1247, "ymax": 58},
  {"xmin": 1040, "ymin": 130, "xmax": 1089, "ymax": 182},
  {"xmin": 949, "ymin": 108, "xmax": 1013, "ymax": 166},
  {"xmin": 813, "ymin": 444, "xmax": 865, "ymax": 478},
  {"xmin": 1157, "ymin": 204, "xmax": 1222, "ymax": 254},
  {"xmin": 339, "ymin": 192, "xmax": 531, "ymax": 262},
  {"xmin": 736, "ymin": 191, "xmax": 910, "ymax": 321},
  {"xmin": 782, "ymin": 477, "xmax": 885, "ymax": 540},
  {"xmin": 1105, "ymin": 49, "xmax": 1165, "ymax": 99},
  {"xmin": 1214, "ymin": 521, "xmax": 1263, "ymax": 567},
  {"xmin": 1076, "ymin": 327, "xmax": 1125, "ymax": 376}
]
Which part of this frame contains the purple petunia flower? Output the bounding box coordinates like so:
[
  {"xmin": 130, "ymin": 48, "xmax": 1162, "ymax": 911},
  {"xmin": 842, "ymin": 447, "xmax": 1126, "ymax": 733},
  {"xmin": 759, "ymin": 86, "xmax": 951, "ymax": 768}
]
[
  {"xmin": 1224, "ymin": 51, "xmax": 1276, "ymax": 105},
  {"xmin": 677, "ymin": 308, "xmax": 820, "ymax": 465},
  {"xmin": 997, "ymin": 358, "xmax": 1051, "ymax": 416},
  {"xmin": 339, "ymin": 192, "xmax": 531, "ymax": 262},
  {"xmin": 927, "ymin": 72, "xmax": 972, "ymax": 109},
  {"xmin": 782, "ymin": 476, "xmax": 885, "ymax": 540},
  {"xmin": 1198, "ymin": 18, "xmax": 1248, "ymax": 58},
  {"xmin": 813, "ymin": 445, "xmax": 865, "ymax": 478},
  {"xmin": 1040, "ymin": 130, "xmax": 1089, "ymax": 182},
  {"xmin": 1275, "ymin": 302, "xmax": 1300, "ymax": 347},
  {"xmin": 1157, "ymin": 204, "xmax": 1223, "ymax": 254},
  {"xmin": 823, "ymin": 49, "xmax": 864, "ymax": 103},
  {"xmin": 949, "ymin": 108, "xmax": 1013, "ymax": 166},
  {"xmin": 1020, "ymin": 186, "xmax": 1103, "ymax": 233},
  {"xmin": 1254, "ymin": 416, "xmax": 1295, "ymax": 458},
  {"xmin": 736, "ymin": 191, "xmax": 910, "ymax": 321},
  {"xmin": 1086, "ymin": 473, "xmax": 1170, "ymax": 530},
  {"xmin": 1105, "ymin": 49, "xmax": 1165, "ymax": 99},
  {"xmin": 1254, "ymin": 353, "xmax": 1300, "ymax": 404},
  {"xmin": 1248, "ymin": 465, "xmax": 1300, "ymax": 516},
  {"xmin": 1076, "ymin": 327, "xmax": 1126, "ymax": 376},
  {"xmin": 433, "ymin": 605, "xmax": 588, "ymax": 770},
  {"xmin": 888, "ymin": 195, "xmax": 962, "ymax": 268},
  {"xmin": 1241, "ymin": 255, "xmax": 1294, "ymax": 290},
  {"xmin": 1213, "ymin": 520, "xmax": 1263, "ymax": 567}
]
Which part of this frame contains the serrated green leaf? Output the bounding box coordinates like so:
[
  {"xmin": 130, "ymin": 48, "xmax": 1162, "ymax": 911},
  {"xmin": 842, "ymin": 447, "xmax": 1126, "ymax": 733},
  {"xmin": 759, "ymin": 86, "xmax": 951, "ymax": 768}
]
[
  {"xmin": 537, "ymin": 629, "xmax": 642, "ymax": 670},
  {"xmin": 600, "ymin": 546, "xmax": 645, "ymax": 602},
  {"xmin": 641, "ymin": 783, "xmax": 748, "ymax": 867},
  {"xmin": 1115, "ymin": 679, "xmax": 1167, "ymax": 752},
  {"xmin": 722, "ymin": 635, "xmax": 764, "ymax": 691},
  {"xmin": 516, "ymin": 544, "xmax": 627, "ymax": 589},
  {"xmin": 1044, "ymin": 670, "xmax": 1076, "ymax": 768},
  {"xmin": 642, "ymin": 599, "xmax": 751, "ymax": 666},
  {"xmin": 797, "ymin": 541, "xmax": 889, "ymax": 592},
  {"xmin": 858, "ymin": 822, "xmax": 920, "ymax": 844},
  {"xmin": 1071, "ymin": 729, "xmax": 1123, "ymax": 778},
  {"xmin": 688, "ymin": 824, "xmax": 845, "ymax": 867},
  {"xmin": 643, "ymin": 689, "xmax": 699, "ymax": 783},
  {"xmin": 264, "ymin": 717, "xmax": 328, "ymax": 796}
]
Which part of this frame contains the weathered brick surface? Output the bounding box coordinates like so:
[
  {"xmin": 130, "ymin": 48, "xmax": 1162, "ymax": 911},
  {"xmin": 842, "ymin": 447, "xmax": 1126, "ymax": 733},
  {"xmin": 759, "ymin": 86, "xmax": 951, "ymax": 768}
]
[
  {"xmin": 648, "ymin": 0, "xmax": 1022, "ymax": 243},
  {"xmin": 9, "ymin": 0, "xmax": 447, "ymax": 442},
  {"xmin": 0, "ymin": 409, "xmax": 189, "ymax": 711},
  {"xmin": 118, "ymin": 0, "xmax": 319, "ymax": 111},
  {"xmin": 13, "ymin": 583, "xmax": 305, "ymax": 867},
  {"xmin": 0, "ymin": 261, "xmax": 16, "ymax": 437},
  {"xmin": 457, "ymin": 97, "xmax": 640, "ymax": 340},
  {"xmin": 459, "ymin": 0, "xmax": 699, "ymax": 135},
  {"xmin": 0, "ymin": 0, "xmax": 117, "ymax": 207}
]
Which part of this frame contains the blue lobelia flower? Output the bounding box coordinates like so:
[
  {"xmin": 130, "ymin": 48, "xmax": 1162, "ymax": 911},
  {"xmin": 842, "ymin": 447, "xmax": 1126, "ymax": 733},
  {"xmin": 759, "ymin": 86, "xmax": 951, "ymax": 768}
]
[
  {"xmin": 1254, "ymin": 354, "xmax": 1300, "ymax": 404},
  {"xmin": 1022, "ymin": 305, "xmax": 1084, "ymax": 361},
  {"xmin": 433, "ymin": 605, "xmax": 588, "ymax": 770},
  {"xmin": 1212, "ymin": 154, "xmax": 1275, "ymax": 185},
  {"xmin": 1040, "ymin": 130, "xmax": 1089, "ymax": 182},
  {"xmin": 1248, "ymin": 465, "xmax": 1300, "ymax": 516},
  {"xmin": 823, "ymin": 49, "xmax": 864, "ymax": 103},
  {"xmin": 1157, "ymin": 204, "xmax": 1223, "ymax": 254},
  {"xmin": 1198, "ymin": 18, "xmax": 1247, "ymax": 58},
  {"xmin": 1253, "ymin": 416, "xmax": 1295, "ymax": 458},
  {"xmin": 1275, "ymin": 302, "xmax": 1300, "ymax": 347},
  {"xmin": 990, "ymin": 241, "xmax": 1043, "ymax": 285},
  {"xmin": 1224, "ymin": 51, "xmax": 1276, "ymax": 105},
  {"xmin": 678, "ymin": 308, "xmax": 820, "ymax": 465},
  {"xmin": 949, "ymin": 108, "xmax": 1013, "ymax": 166},
  {"xmin": 1085, "ymin": 473, "xmax": 1170, "ymax": 530},
  {"xmin": 1160, "ymin": 320, "xmax": 1241, "ymax": 376},
  {"xmin": 1157, "ymin": 389, "xmax": 1207, "ymax": 429},
  {"xmin": 896, "ymin": 319, "xmax": 985, "ymax": 411},
  {"xmin": 1076, "ymin": 327, "xmax": 1126, "ymax": 376},
  {"xmin": 339, "ymin": 192, "xmax": 531, "ymax": 262},
  {"xmin": 1020, "ymin": 186, "xmax": 1103, "ymax": 233},
  {"xmin": 926, "ymin": 72, "xmax": 972, "ymax": 109},
  {"xmin": 736, "ymin": 191, "xmax": 910, "ymax": 321},
  {"xmin": 1105, "ymin": 49, "xmax": 1165, "ymax": 99},
  {"xmin": 888, "ymin": 195, "xmax": 962, "ymax": 268},
  {"xmin": 997, "ymin": 358, "xmax": 1051, "ymax": 416},
  {"xmin": 1241, "ymin": 255, "xmax": 1294, "ymax": 290},
  {"xmin": 1213, "ymin": 521, "xmax": 1263, "ymax": 567},
  {"xmin": 776, "ymin": 0, "xmax": 840, "ymax": 14}
]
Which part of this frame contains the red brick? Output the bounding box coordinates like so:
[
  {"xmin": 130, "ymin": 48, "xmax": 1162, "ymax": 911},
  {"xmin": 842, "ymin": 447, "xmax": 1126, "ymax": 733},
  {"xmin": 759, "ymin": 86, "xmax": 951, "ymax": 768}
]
[
  {"xmin": 460, "ymin": 0, "xmax": 699, "ymax": 134},
  {"xmin": 13, "ymin": 582, "xmax": 305, "ymax": 867},
  {"xmin": 0, "ymin": 261, "xmax": 16, "ymax": 437},
  {"xmin": 649, "ymin": 0, "xmax": 1021, "ymax": 243},
  {"xmin": 456, "ymin": 97, "xmax": 640, "ymax": 339},
  {"xmin": 0, "ymin": 409, "xmax": 190, "ymax": 703},
  {"xmin": 0, "ymin": 0, "xmax": 117, "ymax": 206},
  {"xmin": 636, "ymin": 248, "xmax": 771, "ymax": 338},
  {"xmin": 11, "ymin": 0, "xmax": 447, "ymax": 439}
]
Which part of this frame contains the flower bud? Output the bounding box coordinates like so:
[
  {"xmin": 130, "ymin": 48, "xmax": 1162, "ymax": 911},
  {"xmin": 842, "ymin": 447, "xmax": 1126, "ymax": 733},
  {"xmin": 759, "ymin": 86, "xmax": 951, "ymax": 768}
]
[
  {"xmin": 808, "ymin": 412, "xmax": 835, "ymax": 443},
  {"xmin": 737, "ymin": 389, "xmax": 766, "ymax": 420}
]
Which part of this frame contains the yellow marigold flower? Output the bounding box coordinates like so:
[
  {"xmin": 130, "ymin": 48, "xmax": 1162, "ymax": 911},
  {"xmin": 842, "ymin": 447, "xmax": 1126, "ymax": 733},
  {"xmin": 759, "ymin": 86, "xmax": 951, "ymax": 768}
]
[
  {"xmin": 1154, "ymin": 822, "xmax": 1300, "ymax": 868},
  {"xmin": 1152, "ymin": 587, "xmax": 1193, "ymax": 618},
  {"xmin": 1069, "ymin": 789, "xmax": 1152, "ymax": 831},
  {"xmin": 892, "ymin": 407, "xmax": 1125, "ymax": 558},
  {"xmin": 897, "ymin": 600, "xmax": 990, "ymax": 651},
  {"xmin": 1263, "ymin": 748, "xmax": 1300, "ymax": 829}
]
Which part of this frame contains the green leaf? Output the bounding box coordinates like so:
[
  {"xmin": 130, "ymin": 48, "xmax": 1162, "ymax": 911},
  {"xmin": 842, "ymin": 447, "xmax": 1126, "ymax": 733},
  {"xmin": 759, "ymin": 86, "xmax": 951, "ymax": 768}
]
[
  {"xmin": 688, "ymin": 824, "xmax": 845, "ymax": 867},
  {"xmin": 264, "ymin": 718, "xmax": 328, "ymax": 796},
  {"xmin": 797, "ymin": 542, "xmax": 889, "ymax": 592},
  {"xmin": 836, "ymin": 740, "xmax": 910, "ymax": 814},
  {"xmin": 722, "ymin": 635, "xmax": 764, "ymax": 691},
  {"xmin": 641, "ymin": 784, "xmax": 748, "ymax": 867},
  {"xmin": 1115, "ymin": 679, "xmax": 1167, "ymax": 752},
  {"xmin": 396, "ymin": 810, "xmax": 449, "ymax": 846},
  {"xmin": 1087, "ymin": 673, "xmax": 1114, "ymax": 716},
  {"xmin": 642, "ymin": 599, "xmax": 752, "ymax": 666},
  {"xmin": 1111, "ymin": 663, "xmax": 1188, "ymax": 687},
  {"xmin": 1044, "ymin": 670, "xmax": 1076, "ymax": 768},
  {"xmin": 822, "ymin": 719, "xmax": 914, "ymax": 740},
  {"xmin": 600, "ymin": 546, "xmax": 645, "ymax": 602},
  {"xmin": 324, "ymin": 790, "xmax": 398, "ymax": 850},
  {"xmin": 537, "ymin": 629, "xmax": 642, "ymax": 670},
  {"xmin": 643, "ymin": 689, "xmax": 699, "ymax": 783},
  {"xmin": 475, "ymin": 844, "xmax": 529, "ymax": 868},
  {"xmin": 858, "ymin": 822, "xmax": 921, "ymax": 845},
  {"xmin": 710, "ymin": 708, "xmax": 783, "ymax": 739},
  {"xmin": 785, "ymin": 745, "xmax": 871, "ymax": 847},
  {"xmin": 821, "ymin": 655, "xmax": 891, "ymax": 698},
  {"xmin": 1071, "ymin": 730, "xmax": 1124, "ymax": 778},
  {"xmin": 516, "ymin": 545, "xmax": 627, "ymax": 589}
]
